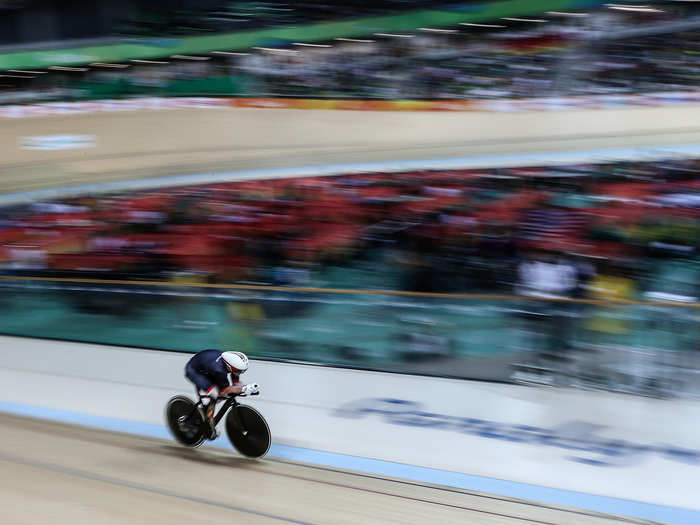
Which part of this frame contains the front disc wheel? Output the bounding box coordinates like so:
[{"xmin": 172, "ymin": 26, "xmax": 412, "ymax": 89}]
[{"xmin": 226, "ymin": 404, "xmax": 271, "ymax": 458}]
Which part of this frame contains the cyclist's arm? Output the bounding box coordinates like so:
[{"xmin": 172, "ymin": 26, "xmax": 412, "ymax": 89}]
[
  {"xmin": 220, "ymin": 384, "xmax": 244, "ymax": 397},
  {"xmin": 216, "ymin": 372, "xmax": 244, "ymax": 397}
]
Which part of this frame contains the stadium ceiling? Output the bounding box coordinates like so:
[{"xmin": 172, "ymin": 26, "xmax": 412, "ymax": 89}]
[{"xmin": 0, "ymin": 0, "xmax": 31, "ymax": 8}]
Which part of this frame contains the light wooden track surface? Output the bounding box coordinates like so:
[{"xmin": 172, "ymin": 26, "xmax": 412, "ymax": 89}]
[
  {"xmin": 0, "ymin": 414, "xmax": 652, "ymax": 525},
  {"xmin": 1, "ymin": 104, "xmax": 699, "ymax": 194}
]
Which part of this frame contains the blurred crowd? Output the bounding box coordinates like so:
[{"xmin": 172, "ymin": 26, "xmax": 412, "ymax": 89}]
[
  {"xmin": 3, "ymin": 3, "xmax": 700, "ymax": 103},
  {"xmin": 1, "ymin": 156, "xmax": 697, "ymax": 397},
  {"xmin": 236, "ymin": 9, "xmax": 700, "ymax": 99},
  {"xmin": 1, "ymin": 158, "xmax": 698, "ymax": 305}
]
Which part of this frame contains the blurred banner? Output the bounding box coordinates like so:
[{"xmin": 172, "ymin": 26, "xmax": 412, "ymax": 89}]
[{"xmin": 3, "ymin": 92, "xmax": 700, "ymax": 118}]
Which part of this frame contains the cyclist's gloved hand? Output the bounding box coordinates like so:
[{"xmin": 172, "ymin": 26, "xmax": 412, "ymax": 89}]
[{"xmin": 241, "ymin": 383, "xmax": 259, "ymax": 396}]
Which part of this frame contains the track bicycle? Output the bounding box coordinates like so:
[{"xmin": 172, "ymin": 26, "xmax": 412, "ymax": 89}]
[{"xmin": 165, "ymin": 389, "xmax": 271, "ymax": 458}]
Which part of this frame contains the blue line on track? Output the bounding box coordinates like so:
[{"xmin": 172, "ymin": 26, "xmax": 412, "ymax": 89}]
[{"xmin": 1, "ymin": 400, "xmax": 698, "ymax": 525}]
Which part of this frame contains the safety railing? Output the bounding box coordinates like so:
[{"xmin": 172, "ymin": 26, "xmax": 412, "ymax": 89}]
[{"xmin": 0, "ymin": 275, "xmax": 697, "ymax": 398}]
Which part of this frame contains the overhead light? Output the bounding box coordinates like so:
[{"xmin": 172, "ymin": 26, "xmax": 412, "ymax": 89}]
[
  {"xmin": 131, "ymin": 59, "xmax": 170, "ymax": 64},
  {"xmin": 8, "ymin": 69, "xmax": 47, "ymax": 74},
  {"xmin": 418, "ymin": 28, "xmax": 458, "ymax": 33},
  {"xmin": 334, "ymin": 38, "xmax": 375, "ymax": 43},
  {"xmin": 252, "ymin": 47, "xmax": 299, "ymax": 54},
  {"xmin": 48, "ymin": 66, "xmax": 88, "ymax": 71},
  {"xmin": 606, "ymin": 4, "xmax": 663, "ymax": 11},
  {"xmin": 293, "ymin": 42, "xmax": 332, "ymax": 47},
  {"xmin": 0, "ymin": 74, "xmax": 35, "ymax": 78},
  {"xmin": 501, "ymin": 17, "xmax": 547, "ymax": 22},
  {"xmin": 170, "ymin": 55, "xmax": 211, "ymax": 60},
  {"xmin": 211, "ymin": 51, "xmax": 250, "ymax": 56},
  {"xmin": 374, "ymin": 33, "xmax": 414, "ymax": 38},
  {"xmin": 460, "ymin": 22, "xmax": 507, "ymax": 28},
  {"xmin": 546, "ymin": 11, "xmax": 589, "ymax": 16},
  {"xmin": 90, "ymin": 63, "xmax": 130, "ymax": 68}
]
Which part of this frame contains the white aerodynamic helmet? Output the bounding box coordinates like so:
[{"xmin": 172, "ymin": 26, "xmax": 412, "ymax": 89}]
[{"xmin": 221, "ymin": 351, "xmax": 249, "ymax": 375}]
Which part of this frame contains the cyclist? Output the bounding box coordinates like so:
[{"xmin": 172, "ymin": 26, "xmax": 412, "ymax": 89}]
[{"xmin": 185, "ymin": 349, "xmax": 258, "ymax": 438}]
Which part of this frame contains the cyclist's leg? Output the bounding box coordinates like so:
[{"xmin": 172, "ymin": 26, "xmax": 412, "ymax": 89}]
[{"xmin": 185, "ymin": 366, "xmax": 218, "ymax": 437}]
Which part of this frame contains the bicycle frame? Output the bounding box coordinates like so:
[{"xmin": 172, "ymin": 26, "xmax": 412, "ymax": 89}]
[
  {"xmin": 213, "ymin": 396, "xmax": 239, "ymax": 427},
  {"xmin": 191, "ymin": 391, "xmax": 249, "ymax": 434}
]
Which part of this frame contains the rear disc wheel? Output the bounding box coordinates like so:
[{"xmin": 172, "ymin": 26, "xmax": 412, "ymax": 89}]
[{"xmin": 166, "ymin": 395, "xmax": 205, "ymax": 448}]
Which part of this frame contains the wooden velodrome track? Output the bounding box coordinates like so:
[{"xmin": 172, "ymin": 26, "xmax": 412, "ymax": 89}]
[
  {"xmin": 0, "ymin": 414, "xmax": 651, "ymax": 525},
  {"xmin": 1, "ymin": 104, "xmax": 700, "ymax": 194},
  {"xmin": 2, "ymin": 104, "xmax": 699, "ymax": 523}
]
